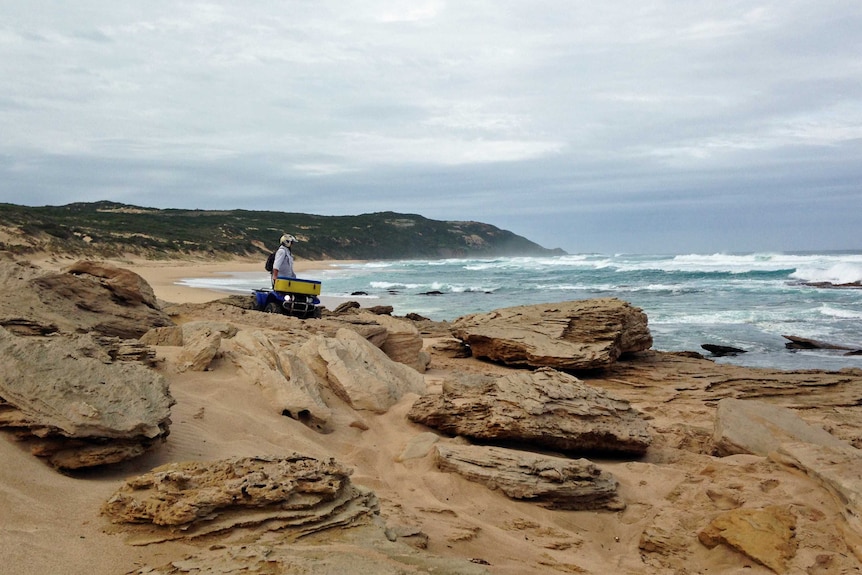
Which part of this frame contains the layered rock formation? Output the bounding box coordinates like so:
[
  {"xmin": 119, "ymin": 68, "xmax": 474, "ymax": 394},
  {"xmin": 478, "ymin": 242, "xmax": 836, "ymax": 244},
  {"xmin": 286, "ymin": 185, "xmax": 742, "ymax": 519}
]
[
  {"xmin": 0, "ymin": 327, "xmax": 174, "ymax": 469},
  {"xmin": 450, "ymin": 297, "xmax": 653, "ymax": 370},
  {"xmin": 408, "ymin": 367, "xmax": 652, "ymax": 455}
]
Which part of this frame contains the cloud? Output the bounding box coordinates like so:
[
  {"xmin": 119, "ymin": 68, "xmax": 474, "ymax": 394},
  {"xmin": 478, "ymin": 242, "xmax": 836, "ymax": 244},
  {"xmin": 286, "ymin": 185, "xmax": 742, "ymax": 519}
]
[{"xmin": 1, "ymin": 1, "xmax": 860, "ymax": 253}]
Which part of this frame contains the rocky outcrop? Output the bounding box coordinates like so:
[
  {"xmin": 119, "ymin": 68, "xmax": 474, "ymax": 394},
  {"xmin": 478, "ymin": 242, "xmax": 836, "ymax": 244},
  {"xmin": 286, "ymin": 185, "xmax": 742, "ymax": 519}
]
[
  {"xmin": 0, "ymin": 260, "xmax": 174, "ymax": 339},
  {"xmin": 0, "ymin": 326, "xmax": 173, "ymax": 469},
  {"xmin": 450, "ymin": 298, "xmax": 652, "ymax": 370},
  {"xmin": 408, "ymin": 367, "xmax": 652, "ymax": 455},
  {"xmin": 434, "ymin": 443, "xmax": 624, "ymax": 510},
  {"xmin": 102, "ymin": 455, "xmax": 378, "ymax": 541}
]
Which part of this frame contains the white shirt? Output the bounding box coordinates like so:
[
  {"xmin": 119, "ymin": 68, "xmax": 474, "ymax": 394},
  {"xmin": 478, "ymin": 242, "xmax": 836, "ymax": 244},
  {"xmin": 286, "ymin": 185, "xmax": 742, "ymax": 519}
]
[{"xmin": 272, "ymin": 245, "xmax": 295, "ymax": 279}]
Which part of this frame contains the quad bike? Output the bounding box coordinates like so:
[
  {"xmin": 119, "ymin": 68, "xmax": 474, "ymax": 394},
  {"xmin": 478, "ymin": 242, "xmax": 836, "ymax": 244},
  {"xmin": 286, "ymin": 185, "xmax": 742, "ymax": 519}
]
[{"xmin": 252, "ymin": 277, "xmax": 322, "ymax": 319}]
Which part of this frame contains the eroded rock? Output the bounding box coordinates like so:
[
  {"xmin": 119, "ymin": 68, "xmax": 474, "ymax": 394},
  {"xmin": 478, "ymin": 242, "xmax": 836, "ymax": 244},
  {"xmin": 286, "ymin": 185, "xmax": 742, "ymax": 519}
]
[
  {"xmin": 451, "ymin": 297, "xmax": 652, "ymax": 370},
  {"xmin": 0, "ymin": 326, "xmax": 173, "ymax": 469},
  {"xmin": 435, "ymin": 443, "xmax": 625, "ymax": 510},
  {"xmin": 698, "ymin": 505, "xmax": 797, "ymax": 573},
  {"xmin": 408, "ymin": 367, "xmax": 652, "ymax": 455},
  {"xmin": 102, "ymin": 455, "xmax": 378, "ymax": 542},
  {"xmin": 0, "ymin": 260, "xmax": 175, "ymax": 339}
]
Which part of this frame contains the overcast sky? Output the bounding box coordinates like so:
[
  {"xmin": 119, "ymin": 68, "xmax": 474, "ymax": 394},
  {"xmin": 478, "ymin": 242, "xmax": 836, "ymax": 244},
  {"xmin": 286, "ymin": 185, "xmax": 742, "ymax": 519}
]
[{"xmin": 1, "ymin": 1, "xmax": 860, "ymax": 254}]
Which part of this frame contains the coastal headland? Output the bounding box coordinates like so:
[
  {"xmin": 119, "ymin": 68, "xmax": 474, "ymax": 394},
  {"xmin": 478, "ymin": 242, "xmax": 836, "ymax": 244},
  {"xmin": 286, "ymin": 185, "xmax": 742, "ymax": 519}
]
[{"xmin": 1, "ymin": 254, "xmax": 861, "ymax": 574}]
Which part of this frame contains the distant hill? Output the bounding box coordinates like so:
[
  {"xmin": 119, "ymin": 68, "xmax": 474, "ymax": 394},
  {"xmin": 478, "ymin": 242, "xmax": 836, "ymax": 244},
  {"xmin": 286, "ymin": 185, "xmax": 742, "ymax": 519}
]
[{"xmin": 0, "ymin": 201, "xmax": 566, "ymax": 261}]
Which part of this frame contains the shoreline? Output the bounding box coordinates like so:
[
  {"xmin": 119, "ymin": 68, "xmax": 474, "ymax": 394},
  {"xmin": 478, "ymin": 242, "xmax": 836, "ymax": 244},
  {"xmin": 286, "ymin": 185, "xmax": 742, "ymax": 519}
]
[
  {"xmin": 33, "ymin": 254, "xmax": 362, "ymax": 305},
  {"xmin": 134, "ymin": 258, "xmax": 364, "ymax": 306}
]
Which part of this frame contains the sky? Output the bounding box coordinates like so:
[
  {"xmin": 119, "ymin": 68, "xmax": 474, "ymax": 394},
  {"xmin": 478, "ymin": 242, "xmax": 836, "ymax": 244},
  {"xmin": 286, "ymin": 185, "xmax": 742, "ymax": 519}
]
[{"xmin": 1, "ymin": 1, "xmax": 860, "ymax": 254}]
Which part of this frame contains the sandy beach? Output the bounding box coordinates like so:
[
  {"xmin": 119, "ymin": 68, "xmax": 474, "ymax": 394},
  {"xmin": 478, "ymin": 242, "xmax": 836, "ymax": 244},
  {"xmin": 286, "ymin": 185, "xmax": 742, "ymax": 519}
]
[{"xmin": 2, "ymin": 255, "xmax": 861, "ymax": 574}]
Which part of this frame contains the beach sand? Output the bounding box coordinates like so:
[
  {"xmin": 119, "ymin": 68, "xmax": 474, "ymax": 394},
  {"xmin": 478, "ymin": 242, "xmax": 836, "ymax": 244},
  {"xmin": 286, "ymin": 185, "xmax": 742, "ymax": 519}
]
[{"xmin": 2, "ymin": 256, "xmax": 860, "ymax": 574}]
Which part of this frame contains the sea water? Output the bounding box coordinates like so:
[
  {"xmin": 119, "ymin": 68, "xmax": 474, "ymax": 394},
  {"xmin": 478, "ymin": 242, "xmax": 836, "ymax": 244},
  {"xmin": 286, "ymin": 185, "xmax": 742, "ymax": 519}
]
[{"xmin": 179, "ymin": 252, "xmax": 862, "ymax": 371}]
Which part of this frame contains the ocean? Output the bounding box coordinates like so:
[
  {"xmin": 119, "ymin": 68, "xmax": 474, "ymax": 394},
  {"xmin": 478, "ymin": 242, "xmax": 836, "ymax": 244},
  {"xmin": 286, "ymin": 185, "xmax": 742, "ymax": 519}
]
[{"xmin": 179, "ymin": 252, "xmax": 862, "ymax": 371}]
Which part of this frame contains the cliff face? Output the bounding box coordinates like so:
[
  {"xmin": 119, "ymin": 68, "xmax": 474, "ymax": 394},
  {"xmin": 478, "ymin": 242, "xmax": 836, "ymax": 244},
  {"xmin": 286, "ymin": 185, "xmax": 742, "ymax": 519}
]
[{"xmin": 0, "ymin": 201, "xmax": 565, "ymax": 260}]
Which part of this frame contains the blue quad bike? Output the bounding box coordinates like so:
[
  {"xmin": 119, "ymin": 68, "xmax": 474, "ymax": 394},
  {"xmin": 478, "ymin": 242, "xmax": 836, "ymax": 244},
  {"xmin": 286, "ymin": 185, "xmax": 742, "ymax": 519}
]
[{"xmin": 252, "ymin": 277, "xmax": 322, "ymax": 319}]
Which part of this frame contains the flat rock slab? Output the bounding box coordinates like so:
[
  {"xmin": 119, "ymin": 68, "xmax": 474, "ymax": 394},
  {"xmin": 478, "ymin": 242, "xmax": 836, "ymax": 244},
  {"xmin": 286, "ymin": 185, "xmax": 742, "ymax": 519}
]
[
  {"xmin": 451, "ymin": 297, "xmax": 652, "ymax": 370},
  {"xmin": 435, "ymin": 443, "xmax": 625, "ymax": 511},
  {"xmin": 408, "ymin": 367, "xmax": 652, "ymax": 455},
  {"xmin": 713, "ymin": 398, "xmax": 853, "ymax": 457}
]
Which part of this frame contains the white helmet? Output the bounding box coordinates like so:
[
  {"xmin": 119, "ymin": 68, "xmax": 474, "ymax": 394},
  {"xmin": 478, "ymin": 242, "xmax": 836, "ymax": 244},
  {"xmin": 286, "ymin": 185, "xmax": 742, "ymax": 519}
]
[{"xmin": 280, "ymin": 234, "xmax": 297, "ymax": 245}]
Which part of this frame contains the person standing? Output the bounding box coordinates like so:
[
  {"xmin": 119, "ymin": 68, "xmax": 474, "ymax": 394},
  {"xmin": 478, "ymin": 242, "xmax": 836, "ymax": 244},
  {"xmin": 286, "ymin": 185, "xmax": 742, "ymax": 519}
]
[{"xmin": 271, "ymin": 234, "xmax": 297, "ymax": 287}]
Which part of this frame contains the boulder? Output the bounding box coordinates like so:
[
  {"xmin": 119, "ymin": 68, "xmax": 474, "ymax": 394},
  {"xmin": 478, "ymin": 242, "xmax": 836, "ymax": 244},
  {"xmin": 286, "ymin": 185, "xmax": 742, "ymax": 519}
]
[
  {"xmin": 698, "ymin": 505, "xmax": 797, "ymax": 573},
  {"xmin": 434, "ymin": 443, "xmax": 625, "ymax": 511},
  {"xmin": 450, "ymin": 298, "xmax": 652, "ymax": 370},
  {"xmin": 102, "ymin": 455, "xmax": 378, "ymax": 541},
  {"xmin": 356, "ymin": 312, "xmax": 430, "ymax": 372},
  {"xmin": 176, "ymin": 321, "xmax": 237, "ymax": 372},
  {"xmin": 713, "ymin": 398, "xmax": 853, "ymax": 457},
  {"xmin": 24, "ymin": 260, "xmax": 174, "ymax": 339},
  {"xmin": 298, "ymin": 328, "xmax": 426, "ymax": 413},
  {"xmin": 0, "ymin": 326, "xmax": 173, "ymax": 470},
  {"xmin": 408, "ymin": 367, "xmax": 652, "ymax": 455}
]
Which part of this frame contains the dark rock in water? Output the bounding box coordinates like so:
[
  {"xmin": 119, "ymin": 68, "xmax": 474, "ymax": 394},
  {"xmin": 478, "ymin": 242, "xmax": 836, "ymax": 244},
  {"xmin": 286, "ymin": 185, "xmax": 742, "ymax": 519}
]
[
  {"xmin": 351, "ymin": 291, "xmax": 369, "ymax": 296},
  {"xmin": 783, "ymin": 335, "xmax": 860, "ymax": 352},
  {"xmin": 702, "ymin": 344, "xmax": 747, "ymax": 357},
  {"xmin": 420, "ymin": 290, "xmax": 445, "ymax": 296}
]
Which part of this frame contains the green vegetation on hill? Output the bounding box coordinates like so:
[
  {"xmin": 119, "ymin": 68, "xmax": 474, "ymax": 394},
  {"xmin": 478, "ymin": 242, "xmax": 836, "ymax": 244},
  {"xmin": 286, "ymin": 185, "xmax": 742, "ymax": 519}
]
[{"xmin": 0, "ymin": 201, "xmax": 565, "ymax": 261}]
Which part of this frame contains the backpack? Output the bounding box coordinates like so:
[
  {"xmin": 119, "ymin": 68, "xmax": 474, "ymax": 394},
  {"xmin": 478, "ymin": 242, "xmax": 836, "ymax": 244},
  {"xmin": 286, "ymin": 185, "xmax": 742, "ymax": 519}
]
[{"xmin": 264, "ymin": 250, "xmax": 276, "ymax": 272}]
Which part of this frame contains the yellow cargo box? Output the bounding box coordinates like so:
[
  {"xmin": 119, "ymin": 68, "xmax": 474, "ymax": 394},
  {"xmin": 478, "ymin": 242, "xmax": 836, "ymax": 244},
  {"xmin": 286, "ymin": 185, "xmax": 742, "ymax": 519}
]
[{"xmin": 274, "ymin": 277, "xmax": 321, "ymax": 296}]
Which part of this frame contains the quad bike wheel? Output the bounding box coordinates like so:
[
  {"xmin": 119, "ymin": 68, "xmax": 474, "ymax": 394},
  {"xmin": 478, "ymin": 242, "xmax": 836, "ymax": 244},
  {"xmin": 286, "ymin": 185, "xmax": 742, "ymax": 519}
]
[{"xmin": 264, "ymin": 301, "xmax": 282, "ymax": 314}]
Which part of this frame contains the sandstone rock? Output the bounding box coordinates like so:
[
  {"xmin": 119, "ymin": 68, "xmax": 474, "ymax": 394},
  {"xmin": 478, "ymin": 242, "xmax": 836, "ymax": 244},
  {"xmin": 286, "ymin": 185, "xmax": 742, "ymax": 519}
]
[
  {"xmin": 0, "ymin": 326, "xmax": 173, "ymax": 469},
  {"xmin": 123, "ymin": 527, "xmax": 490, "ymax": 574},
  {"xmin": 451, "ymin": 297, "xmax": 652, "ymax": 370},
  {"xmin": 227, "ymin": 330, "xmax": 332, "ymax": 431},
  {"xmin": 428, "ymin": 337, "xmax": 471, "ymax": 358},
  {"xmin": 139, "ymin": 326, "xmax": 184, "ymax": 346},
  {"xmin": 357, "ymin": 312, "xmax": 429, "ymax": 372},
  {"xmin": 299, "ymin": 328, "xmax": 426, "ymax": 413},
  {"xmin": 435, "ymin": 443, "xmax": 625, "ymax": 510},
  {"xmin": 102, "ymin": 455, "xmax": 378, "ymax": 541},
  {"xmin": 176, "ymin": 322, "xmax": 236, "ymax": 372},
  {"xmin": 397, "ymin": 432, "xmax": 441, "ymax": 462},
  {"xmin": 408, "ymin": 367, "xmax": 652, "ymax": 455},
  {"xmin": 713, "ymin": 398, "xmax": 853, "ymax": 457},
  {"xmin": 771, "ymin": 442, "xmax": 862, "ymax": 536},
  {"xmin": 698, "ymin": 505, "xmax": 797, "ymax": 573},
  {"xmin": 22, "ymin": 260, "xmax": 174, "ymax": 338}
]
